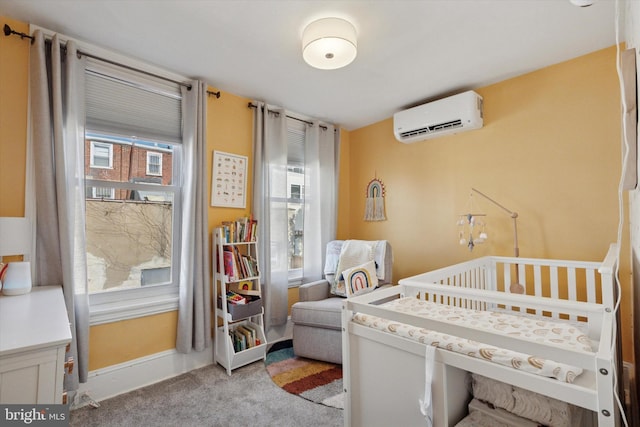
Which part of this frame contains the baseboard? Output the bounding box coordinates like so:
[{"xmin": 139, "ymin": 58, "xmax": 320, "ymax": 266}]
[{"xmin": 72, "ymin": 346, "xmax": 213, "ymax": 409}]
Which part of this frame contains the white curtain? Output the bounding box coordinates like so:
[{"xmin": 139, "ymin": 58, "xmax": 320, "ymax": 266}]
[
  {"xmin": 176, "ymin": 81, "xmax": 211, "ymax": 353},
  {"xmin": 252, "ymin": 102, "xmax": 289, "ymax": 330},
  {"xmin": 29, "ymin": 31, "xmax": 90, "ymax": 390},
  {"xmin": 302, "ymin": 122, "xmax": 339, "ymax": 281},
  {"xmin": 252, "ymin": 104, "xmax": 340, "ymax": 333}
]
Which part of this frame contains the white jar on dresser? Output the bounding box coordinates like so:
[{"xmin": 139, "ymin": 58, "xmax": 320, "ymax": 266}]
[{"xmin": 0, "ymin": 286, "xmax": 72, "ymax": 404}]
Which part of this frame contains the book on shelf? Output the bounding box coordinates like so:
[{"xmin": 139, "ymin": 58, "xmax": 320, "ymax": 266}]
[
  {"xmin": 236, "ymin": 325, "xmax": 254, "ymax": 347},
  {"xmin": 229, "ymin": 282, "xmax": 260, "ymax": 297},
  {"xmin": 226, "ymin": 291, "xmax": 246, "ymax": 305},
  {"xmin": 221, "ymin": 245, "xmax": 259, "ymax": 281},
  {"xmin": 232, "ymin": 329, "xmax": 247, "ymax": 352},
  {"xmin": 237, "ymin": 280, "xmax": 253, "ymax": 292},
  {"xmin": 222, "ymin": 250, "xmax": 235, "ymax": 281},
  {"xmin": 229, "ymin": 323, "xmax": 261, "ymax": 352},
  {"xmin": 232, "ymin": 246, "xmax": 248, "ymax": 278},
  {"xmin": 243, "ymin": 323, "xmax": 261, "ymax": 346},
  {"xmin": 220, "ymin": 216, "xmax": 258, "ymax": 243}
]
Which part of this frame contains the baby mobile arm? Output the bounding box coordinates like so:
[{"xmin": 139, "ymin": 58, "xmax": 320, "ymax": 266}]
[{"xmin": 470, "ymin": 188, "xmax": 519, "ymax": 257}]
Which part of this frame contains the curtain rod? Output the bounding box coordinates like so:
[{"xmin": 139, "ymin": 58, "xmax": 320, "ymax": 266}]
[
  {"xmin": 247, "ymin": 102, "xmax": 331, "ymax": 130},
  {"xmin": 3, "ymin": 23, "xmax": 32, "ymax": 41},
  {"xmin": 4, "ymin": 23, "xmax": 195, "ymax": 92}
]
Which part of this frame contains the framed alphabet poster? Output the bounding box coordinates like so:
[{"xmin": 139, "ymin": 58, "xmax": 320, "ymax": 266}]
[{"xmin": 211, "ymin": 151, "xmax": 247, "ymax": 208}]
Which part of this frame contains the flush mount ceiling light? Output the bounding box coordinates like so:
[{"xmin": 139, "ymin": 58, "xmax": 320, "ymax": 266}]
[
  {"xmin": 569, "ymin": 0, "xmax": 596, "ymax": 6},
  {"xmin": 302, "ymin": 17, "xmax": 357, "ymax": 70}
]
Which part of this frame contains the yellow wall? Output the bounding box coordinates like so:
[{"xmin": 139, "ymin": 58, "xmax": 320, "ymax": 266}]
[
  {"xmin": 206, "ymin": 89, "xmax": 255, "ymax": 228},
  {"xmin": 88, "ymin": 311, "xmax": 178, "ymax": 371},
  {"xmin": 0, "ymin": 16, "xmax": 28, "ymax": 217},
  {"xmin": 342, "ymin": 46, "xmax": 632, "ymax": 361}
]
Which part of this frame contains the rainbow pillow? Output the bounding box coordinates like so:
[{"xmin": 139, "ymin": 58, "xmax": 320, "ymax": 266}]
[{"xmin": 343, "ymin": 260, "xmax": 379, "ymax": 297}]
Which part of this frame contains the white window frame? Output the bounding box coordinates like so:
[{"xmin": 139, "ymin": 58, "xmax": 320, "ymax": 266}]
[
  {"xmin": 91, "ymin": 186, "xmax": 115, "ymax": 199},
  {"xmin": 85, "ymin": 166, "xmax": 182, "ymax": 325},
  {"xmin": 90, "ymin": 141, "xmax": 113, "ymax": 169},
  {"xmin": 84, "ymin": 65, "xmax": 184, "ymax": 324},
  {"xmin": 146, "ymin": 151, "xmax": 163, "ymax": 176}
]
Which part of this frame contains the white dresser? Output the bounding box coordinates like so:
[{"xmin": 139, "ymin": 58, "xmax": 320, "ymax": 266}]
[{"xmin": 0, "ymin": 286, "xmax": 72, "ymax": 404}]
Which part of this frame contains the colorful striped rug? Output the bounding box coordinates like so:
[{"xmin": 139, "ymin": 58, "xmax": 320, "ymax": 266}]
[{"xmin": 265, "ymin": 340, "xmax": 344, "ymax": 409}]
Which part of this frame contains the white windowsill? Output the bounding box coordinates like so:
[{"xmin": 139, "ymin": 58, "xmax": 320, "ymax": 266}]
[{"xmin": 89, "ymin": 294, "xmax": 179, "ymax": 325}]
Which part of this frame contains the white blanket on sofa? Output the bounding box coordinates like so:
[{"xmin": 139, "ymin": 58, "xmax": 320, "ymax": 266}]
[{"xmin": 325, "ymin": 240, "xmax": 387, "ymax": 281}]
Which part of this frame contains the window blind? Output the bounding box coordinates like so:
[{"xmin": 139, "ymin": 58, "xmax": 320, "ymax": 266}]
[
  {"xmin": 85, "ymin": 60, "xmax": 183, "ymax": 144},
  {"xmin": 287, "ymin": 119, "xmax": 306, "ymax": 165}
]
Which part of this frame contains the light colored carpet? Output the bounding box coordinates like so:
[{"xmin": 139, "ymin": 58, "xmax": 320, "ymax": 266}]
[{"xmin": 70, "ymin": 360, "xmax": 343, "ymax": 427}]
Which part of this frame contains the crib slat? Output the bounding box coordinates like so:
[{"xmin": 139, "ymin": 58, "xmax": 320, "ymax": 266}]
[
  {"xmin": 568, "ymin": 267, "xmax": 577, "ymax": 321},
  {"xmin": 550, "ymin": 266, "xmax": 559, "ymax": 319},
  {"xmin": 503, "ymin": 263, "xmax": 510, "ymax": 294},
  {"xmin": 469, "ymin": 269, "xmax": 474, "ymax": 308},
  {"xmin": 517, "ymin": 263, "xmax": 526, "ymax": 292},
  {"xmin": 465, "ymin": 270, "xmax": 470, "ymax": 308},
  {"xmin": 462, "ymin": 270, "xmax": 468, "ymax": 308},
  {"xmin": 503, "ymin": 263, "xmax": 512, "ymax": 311},
  {"xmin": 586, "ymin": 269, "xmax": 596, "ymax": 304},
  {"xmin": 485, "ymin": 261, "xmax": 496, "ymax": 311},
  {"xmin": 533, "ymin": 265, "xmax": 542, "ymax": 316},
  {"xmin": 451, "ymin": 273, "xmax": 458, "ymax": 306},
  {"xmin": 469, "ymin": 268, "xmax": 475, "ymax": 309},
  {"xmin": 473, "ymin": 266, "xmax": 480, "ymax": 310}
]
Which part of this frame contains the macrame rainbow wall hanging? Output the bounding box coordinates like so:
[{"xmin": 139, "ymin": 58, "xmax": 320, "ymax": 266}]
[{"xmin": 364, "ymin": 178, "xmax": 386, "ymax": 221}]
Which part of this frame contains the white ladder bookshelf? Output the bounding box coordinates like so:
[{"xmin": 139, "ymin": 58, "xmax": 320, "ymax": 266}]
[{"xmin": 213, "ymin": 226, "xmax": 266, "ymax": 375}]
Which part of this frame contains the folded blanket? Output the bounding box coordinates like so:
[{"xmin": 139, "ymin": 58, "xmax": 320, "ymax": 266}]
[
  {"xmin": 512, "ymin": 389, "xmax": 553, "ymax": 425},
  {"xmin": 373, "ymin": 240, "xmax": 387, "ymax": 280},
  {"xmin": 455, "ymin": 410, "xmax": 512, "ymax": 427},
  {"xmin": 324, "ymin": 240, "xmax": 344, "ymax": 276},
  {"xmin": 455, "ymin": 399, "xmax": 540, "ymax": 427},
  {"xmin": 471, "ymin": 374, "xmax": 515, "ymax": 412},
  {"xmin": 334, "ymin": 240, "xmax": 376, "ymax": 282},
  {"xmin": 472, "ymin": 374, "xmax": 584, "ymax": 427},
  {"xmin": 324, "ymin": 240, "xmax": 388, "ymax": 281},
  {"xmin": 512, "ymin": 388, "xmax": 582, "ymax": 427}
]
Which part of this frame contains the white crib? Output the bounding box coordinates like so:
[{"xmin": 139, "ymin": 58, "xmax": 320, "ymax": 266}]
[{"xmin": 341, "ymin": 244, "xmax": 619, "ymax": 427}]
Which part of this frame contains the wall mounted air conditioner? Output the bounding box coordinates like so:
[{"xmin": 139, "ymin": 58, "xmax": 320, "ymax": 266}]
[{"xmin": 393, "ymin": 90, "xmax": 483, "ymax": 143}]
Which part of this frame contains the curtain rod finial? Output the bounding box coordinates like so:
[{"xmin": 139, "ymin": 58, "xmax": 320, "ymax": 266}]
[{"xmin": 3, "ymin": 23, "xmax": 35, "ymax": 43}]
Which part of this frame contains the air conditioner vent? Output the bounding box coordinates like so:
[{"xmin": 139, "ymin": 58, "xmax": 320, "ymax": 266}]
[
  {"xmin": 393, "ymin": 91, "xmax": 483, "ymax": 143},
  {"xmin": 399, "ymin": 120, "xmax": 463, "ymax": 138}
]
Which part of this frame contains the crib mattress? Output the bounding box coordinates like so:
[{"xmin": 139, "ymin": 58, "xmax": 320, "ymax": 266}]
[{"xmin": 351, "ymin": 297, "xmax": 593, "ymax": 383}]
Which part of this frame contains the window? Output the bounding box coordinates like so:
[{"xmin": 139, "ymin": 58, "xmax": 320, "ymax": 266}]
[
  {"xmin": 83, "ymin": 58, "xmax": 183, "ymax": 322},
  {"xmin": 90, "ymin": 141, "xmax": 113, "ymax": 168},
  {"xmin": 287, "ymin": 122, "xmax": 306, "ymax": 283},
  {"xmin": 85, "ymin": 134, "xmax": 179, "ymax": 295},
  {"xmin": 146, "ymin": 152, "xmax": 162, "ymax": 176},
  {"xmin": 290, "ymin": 184, "xmax": 301, "ymax": 200},
  {"xmin": 91, "ymin": 186, "xmax": 115, "ymax": 199}
]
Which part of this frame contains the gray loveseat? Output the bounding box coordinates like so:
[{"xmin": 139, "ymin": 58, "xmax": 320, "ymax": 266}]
[{"xmin": 291, "ymin": 240, "xmax": 393, "ymax": 364}]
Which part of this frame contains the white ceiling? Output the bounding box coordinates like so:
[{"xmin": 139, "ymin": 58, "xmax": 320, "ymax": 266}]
[{"xmin": 0, "ymin": 0, "xmax": 619, "ymax": 130}]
